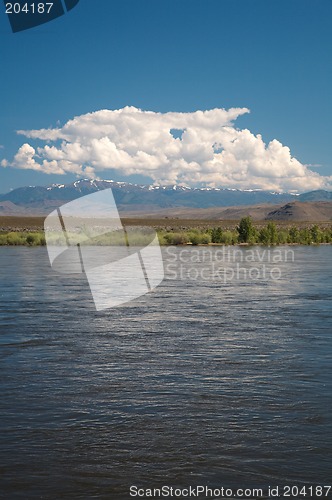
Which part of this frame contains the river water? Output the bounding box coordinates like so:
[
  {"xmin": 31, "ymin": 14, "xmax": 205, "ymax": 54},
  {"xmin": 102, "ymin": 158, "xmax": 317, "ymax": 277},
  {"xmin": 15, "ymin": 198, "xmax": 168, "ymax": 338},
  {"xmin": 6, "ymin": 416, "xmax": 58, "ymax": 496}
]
[{"xmin": 0, "ymin": 246, "xmax": 331, "ymax": 499}]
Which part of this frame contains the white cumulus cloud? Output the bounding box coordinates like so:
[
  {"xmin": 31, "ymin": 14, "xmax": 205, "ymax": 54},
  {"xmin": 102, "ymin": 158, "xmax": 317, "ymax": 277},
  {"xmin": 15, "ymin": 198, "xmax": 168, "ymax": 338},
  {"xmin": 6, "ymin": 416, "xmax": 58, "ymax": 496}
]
[{"xmin": 3, "ymin": 106, "xmax": 332, "ymax": 192}]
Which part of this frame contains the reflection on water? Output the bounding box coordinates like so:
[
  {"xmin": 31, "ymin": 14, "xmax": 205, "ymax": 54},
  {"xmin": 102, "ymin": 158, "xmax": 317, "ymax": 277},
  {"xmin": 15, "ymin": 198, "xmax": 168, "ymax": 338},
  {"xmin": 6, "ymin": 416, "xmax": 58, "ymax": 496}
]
[{"xmin": 0, "ymin": 246, "xmax": 331, "ymax": 499}]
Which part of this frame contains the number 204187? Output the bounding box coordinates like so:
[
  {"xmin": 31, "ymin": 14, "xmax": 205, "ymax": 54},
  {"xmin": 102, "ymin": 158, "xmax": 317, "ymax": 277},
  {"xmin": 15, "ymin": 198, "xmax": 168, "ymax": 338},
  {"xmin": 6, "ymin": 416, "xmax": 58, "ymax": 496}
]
[{"xmin": 5, "ymin": 3, "xmax": 54, "ymax": 14}]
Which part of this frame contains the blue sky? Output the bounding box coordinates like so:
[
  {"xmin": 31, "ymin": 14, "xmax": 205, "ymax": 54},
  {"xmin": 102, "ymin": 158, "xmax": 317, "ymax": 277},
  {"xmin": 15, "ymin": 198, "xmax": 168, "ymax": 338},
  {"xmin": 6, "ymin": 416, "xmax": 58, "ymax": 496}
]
[{"xmin": 1, "ymin": 0, "xmax": 332, "ymax": 193}]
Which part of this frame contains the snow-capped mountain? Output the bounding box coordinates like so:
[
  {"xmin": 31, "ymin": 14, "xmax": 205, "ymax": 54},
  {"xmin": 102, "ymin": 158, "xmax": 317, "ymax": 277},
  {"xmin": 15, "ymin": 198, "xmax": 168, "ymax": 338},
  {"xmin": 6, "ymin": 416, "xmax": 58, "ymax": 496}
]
[{"xmin": 0, "ymin": 179, "xmax": 331, "ymax": 215}]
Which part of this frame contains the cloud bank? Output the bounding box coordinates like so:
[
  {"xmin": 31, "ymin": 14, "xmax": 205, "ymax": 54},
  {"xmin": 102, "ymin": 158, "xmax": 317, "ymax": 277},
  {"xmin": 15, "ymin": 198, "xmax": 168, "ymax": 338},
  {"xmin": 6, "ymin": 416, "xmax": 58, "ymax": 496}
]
[{"xmin": 3, "ymin": 106, "xmax": 331, "ymax": 192}]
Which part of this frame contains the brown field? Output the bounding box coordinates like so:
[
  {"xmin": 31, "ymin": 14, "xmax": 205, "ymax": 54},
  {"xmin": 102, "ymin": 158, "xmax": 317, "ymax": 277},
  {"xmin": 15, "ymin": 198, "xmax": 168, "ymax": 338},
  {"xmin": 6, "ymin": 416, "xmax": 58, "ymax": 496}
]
[
  {"xmin": 0, "ymin": 216, "xmax": 45, "ymax": 231},
  {"xmin": 1, "ymin": 215, "xmax": 332, "ymax": 233}
]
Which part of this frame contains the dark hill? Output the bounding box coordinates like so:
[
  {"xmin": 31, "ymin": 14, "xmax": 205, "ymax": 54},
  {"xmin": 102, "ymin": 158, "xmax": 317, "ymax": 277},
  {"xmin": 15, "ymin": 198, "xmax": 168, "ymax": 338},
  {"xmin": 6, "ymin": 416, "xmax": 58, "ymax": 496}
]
[{"xmin": 265, "ymin": 201, "xmax": 332, "ymax": 222}]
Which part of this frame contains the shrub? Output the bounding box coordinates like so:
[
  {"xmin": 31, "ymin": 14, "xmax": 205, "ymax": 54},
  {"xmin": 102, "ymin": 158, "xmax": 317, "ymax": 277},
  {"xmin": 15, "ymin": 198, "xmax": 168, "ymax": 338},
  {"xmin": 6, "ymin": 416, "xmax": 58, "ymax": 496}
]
[
  {"xmin": 0, "ymin": 231, "xmax": 46, "ymax": 246},
  {"xmin": 6, "ymin": 232, "xmax": 25, "ymax": 245},
  {"xmin": 26, "ymin": 233, "xmax": 37, "ymax": 245},
  {"xmin": 200, "ymin": 233, "xmax": 212, "ymax": 245},
  {"xmin": 211, "ymin": 227, "xmax": 223, "ymax": 243},
  {"xmin": 164, "ymin": 232, "xmax": 189, "ymax": 245},
  {"xmin": 223, "ymin": 230, "xmax": 238, "ymax": 245},
  {"xmin": 188, "ymin": 232, "xmax": 200, "ymax": 245}
]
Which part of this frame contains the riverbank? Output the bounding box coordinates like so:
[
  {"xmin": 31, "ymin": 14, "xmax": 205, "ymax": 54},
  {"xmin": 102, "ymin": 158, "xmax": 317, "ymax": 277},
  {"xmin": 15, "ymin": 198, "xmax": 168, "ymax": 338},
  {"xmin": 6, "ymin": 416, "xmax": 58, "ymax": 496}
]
[{"xmin": 1, "ymin": 223, "xmax": 332, "ymax": 246}]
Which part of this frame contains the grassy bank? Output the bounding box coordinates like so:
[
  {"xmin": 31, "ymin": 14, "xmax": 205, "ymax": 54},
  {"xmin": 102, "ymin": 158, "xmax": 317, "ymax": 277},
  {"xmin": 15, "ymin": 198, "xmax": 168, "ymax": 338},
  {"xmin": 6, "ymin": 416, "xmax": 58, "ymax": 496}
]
[
  {"xmin": 1, "ymin": 219, "xmax": 332, "ymax": 246},
  {"xmin": 0, "ymin": 231, "xmax": 46, "ymax": 246},
  {"xmin": 157, "ymin": 222, "xmax": 332, "ymax": 245}
]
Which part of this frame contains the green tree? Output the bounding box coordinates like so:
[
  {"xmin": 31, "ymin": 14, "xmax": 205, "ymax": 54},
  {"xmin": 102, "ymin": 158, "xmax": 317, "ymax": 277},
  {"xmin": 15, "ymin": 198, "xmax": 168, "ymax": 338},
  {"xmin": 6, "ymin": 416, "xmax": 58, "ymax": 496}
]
[
  {"xmin": 324, "ymin": 228, "xmax": 332, "ymax": 243},
  {"xmin": 258, "ymin": 227, "xmax": 270, "ymax": 245},
  {"xmin": 267, "ymin": 221, "xmax": 278, "ymax": 245},
  {"xmin": 310, "ymin": 225, "xmax": 322, "ymax": 244},
  {"xmin": 211, "ymin": 227, "xmax": 223, "ymax": 243},
  {"xmin": 277, "ymin": 229, "xmax": 288, "ymax": 245},
  {"xmin": 299, "ymin": 228, "xmax": 312, "ymax": 244},
  {"xmin": 237, "ymin": 217, "xmax": 256, "ymax": 243},
  {"xmin": 288, "ymin": 227, "xmax": 300, "ymax": 244},
  {"xmin": 258, "ymin": 223, "xmax": 278, "ymax": 245}
]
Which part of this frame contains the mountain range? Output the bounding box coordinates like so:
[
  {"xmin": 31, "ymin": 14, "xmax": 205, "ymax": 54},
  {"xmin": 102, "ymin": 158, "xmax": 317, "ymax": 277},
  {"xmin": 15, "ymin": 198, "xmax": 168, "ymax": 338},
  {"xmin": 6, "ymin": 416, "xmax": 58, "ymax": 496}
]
[{"xmin": 1, "ymin": 179, "xmax": 332, "ymax": 221}]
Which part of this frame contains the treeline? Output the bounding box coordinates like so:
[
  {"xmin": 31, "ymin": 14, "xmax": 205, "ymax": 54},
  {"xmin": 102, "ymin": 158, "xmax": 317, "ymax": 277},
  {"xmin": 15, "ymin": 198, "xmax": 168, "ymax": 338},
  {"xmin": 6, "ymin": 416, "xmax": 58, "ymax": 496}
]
[
  {"xmin": 0, "ymin": 218, "xmax": 332, "ymax": 246},
  {"xmin": 158, "ymin": 217, "xmax": 332, "ymax": 246}
]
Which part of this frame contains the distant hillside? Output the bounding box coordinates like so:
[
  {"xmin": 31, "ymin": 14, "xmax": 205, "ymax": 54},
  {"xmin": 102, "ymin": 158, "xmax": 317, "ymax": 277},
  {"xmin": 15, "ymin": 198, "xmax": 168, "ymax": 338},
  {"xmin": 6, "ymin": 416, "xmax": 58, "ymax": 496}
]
[
  {"xmin": 297, "ymin": 190, "xmax": 332, "ymax": 202},
  {"xmin": 265, "ymin": 201, "xmax": 332, "ymax": 222},
  {"xmin": 121, "ymin": 204, "xmax": 276, "ymax": 220},
  {"xmin": 0, "ymin": 201, "xmax": 23, "ymax": 214},
  {"xmin": 0, "ymin": 179, "xmax": 332, "ymax": 219},
  {"xmin": 122, "ymin": 201, "xmax": 332, "ymax": 222}
]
